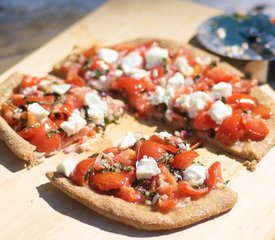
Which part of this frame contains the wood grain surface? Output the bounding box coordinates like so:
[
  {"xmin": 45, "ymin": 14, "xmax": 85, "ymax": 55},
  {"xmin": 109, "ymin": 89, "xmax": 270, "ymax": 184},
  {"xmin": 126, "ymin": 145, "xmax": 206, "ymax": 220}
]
[{"xmin": 0, "ymin": 0, "xmax": 275, "ymax": 239}]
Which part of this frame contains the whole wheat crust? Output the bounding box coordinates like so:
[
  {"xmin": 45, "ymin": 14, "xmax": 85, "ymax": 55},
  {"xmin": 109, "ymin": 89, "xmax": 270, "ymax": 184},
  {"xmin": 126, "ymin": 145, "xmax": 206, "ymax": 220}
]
[{"xmin": 46, "ymin": 171, "xmax": 237, "ymax": 231}]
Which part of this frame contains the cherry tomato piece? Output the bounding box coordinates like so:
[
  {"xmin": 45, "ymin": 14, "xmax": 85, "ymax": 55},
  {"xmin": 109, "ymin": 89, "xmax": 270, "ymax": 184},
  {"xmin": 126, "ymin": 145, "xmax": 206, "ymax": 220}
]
[
  {"xmin": 205, "ymin": 161, "xmax": 223, "ymax": 189},
  {"xmin": 71, "ymin": 158, "xmax": 95, "ymax": 186},
  {"xmin": 91, "ymin": 172, "xmax": 126, "ymax": 191},
  {"xmin": 242, "ymin": 118, "xmax": 269, "ymax": 141},
  {"xmin": 171, "ymin": 150, "xmax": 199, "ymax": 169}
]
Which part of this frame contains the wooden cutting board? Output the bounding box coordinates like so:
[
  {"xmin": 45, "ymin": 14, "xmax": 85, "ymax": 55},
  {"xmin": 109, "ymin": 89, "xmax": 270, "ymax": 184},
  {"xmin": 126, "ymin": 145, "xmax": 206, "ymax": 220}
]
[{"xmin": 0, "ymin": 0, "xmax": 275, "ymax": 239}]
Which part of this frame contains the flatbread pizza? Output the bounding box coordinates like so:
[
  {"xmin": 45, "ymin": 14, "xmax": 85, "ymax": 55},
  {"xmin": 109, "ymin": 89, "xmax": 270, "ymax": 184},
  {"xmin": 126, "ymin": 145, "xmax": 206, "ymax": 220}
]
[{"xmin": 46, "ymin": 131, "xmax": 237, "ymax": 230}]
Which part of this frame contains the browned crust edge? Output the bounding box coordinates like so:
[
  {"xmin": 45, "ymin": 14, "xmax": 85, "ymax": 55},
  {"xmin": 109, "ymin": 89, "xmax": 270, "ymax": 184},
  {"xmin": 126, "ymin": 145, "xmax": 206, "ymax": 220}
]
[
  {"xmin": 46, "ymin": 171, "xmax": 237, "ymax": 231},
  {"xmin": 0, "ymin": 72, "xmax": 42, "ymax": 165}
]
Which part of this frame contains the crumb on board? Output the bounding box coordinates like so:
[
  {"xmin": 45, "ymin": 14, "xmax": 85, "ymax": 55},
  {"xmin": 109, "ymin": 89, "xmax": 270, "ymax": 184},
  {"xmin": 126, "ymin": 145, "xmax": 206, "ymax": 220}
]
[{"xmin": 243, "ymin": 160, "xmax": 257, "ymax": 172}]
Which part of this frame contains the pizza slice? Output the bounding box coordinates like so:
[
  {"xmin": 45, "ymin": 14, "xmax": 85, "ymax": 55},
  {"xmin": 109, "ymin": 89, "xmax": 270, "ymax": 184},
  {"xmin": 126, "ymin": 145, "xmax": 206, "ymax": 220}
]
[
  {"xmin": 0, "ymin": 73, "xmax": 124, "ymax": 165},
  {"xmin": 46, "ymin": 131, "xmax": 237, "ymax": 230},
  {"xmin": 52, "ymin": 38, "xmax": 275, "ymax": 166}
]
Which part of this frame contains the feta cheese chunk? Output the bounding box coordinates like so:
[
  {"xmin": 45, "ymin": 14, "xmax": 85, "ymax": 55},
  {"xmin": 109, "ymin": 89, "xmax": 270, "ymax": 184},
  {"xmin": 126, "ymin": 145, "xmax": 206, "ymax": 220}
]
[
  {"xmin": 174, "ymin": 56, "xmax": 194, "ymax": 76},
  {"xmin": 195, "ymin": 56, "xmax": 211, "ymax": 65},
  {"xmin": 183, "ymin": 165, "xmax": 207, "ymax": 186},
  {"xmin": 211, "ymin": 82, "xmax": 232, "ymax": 99},
  {"xmin": 149, "ymin": 86, "xmax": 174, "ymax": 106},
  {"xmin": 136, "ymin": 156, "xmax": 161, "ymax": 180},
  {"xmin": 145, "ymin": 46, "xmax": 168, "ymax": 69},
  {"xmin": 208, "ymin": 100, "xmax": 232, "ymax": 124},
  {"xmin": 216, "ymin": 27, "xmax": 226, "ymax": 39},
  {"xmin": 118, "ymin": 132, "xmax": 141, "ymax": 149},
  {"xmin": 60, "ymin": 110, "xmax": 87, "ymax": 136},
  {"xmin": 153, "ymin": 131, "xmax": 172, "ymax": 139},
  {"xmin": 120, "ymin": 51, "xmax": 143, "ymax": 72},
  {"xmin": 27, "ymin": 103, "xmax": 49, "ymax": 122},
  {"xmin": 22, "ymin": 86, "xmax": 37, "ymax": 96},
  {"xmin": 51, "ymin": 83, "xmax": 71, "ymax": 95},
  {"xmin": 84, "ymin": 91, "xmax": 108, "ymax": 125},
  {"xmin": 98, "ymin": 48, "xmax": 119, "ymax": 63},
  {"xmin": 176, "ymin": 91, "xmax": 211, "ymax": 118},
  {"xmin": 56, "ymin": 158, "xmax": 78, "ymax": 177},
  {"xmin": 167, "ymin": 72, "xmax": 185, "ymax": 90},
  {"xmin": 125, "ymin": 68, "xmax": 150, "ymax": 79}
]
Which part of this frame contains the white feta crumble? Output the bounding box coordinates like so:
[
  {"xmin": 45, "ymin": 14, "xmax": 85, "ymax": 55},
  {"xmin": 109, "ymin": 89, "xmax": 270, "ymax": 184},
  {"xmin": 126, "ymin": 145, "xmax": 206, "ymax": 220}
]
[
  {"xmin": 120, "ymin": 51, "xmax": 143, "ymax": 72},
  {"xmin": 84, "ymin": 91, "xmax": 108, "ymax": 125},
  {"xmin": 153, "ymin": 131, "xmax": 172, "ymax": 139},
  {"xmin": 195, "ymin": 56, "xmax": 212, "ymax": 65},
  {"xmin": 118, "ymin": 132, "xmax": 141, "ymax": 149},
  {"xmin": 145, "ymin": 46, "xmax": 168, "ymax": 69},
  {"xmin": 211, "ymin": 82, "xmax": 232, "ymax": 99},
  {"xmin": 27, "ymin": 103, "xmax": 49, "ymax": 122},
  {"xmin": 38, "ymin": 79, "xmax": 52, "ymax": 87},
  {"xmin": 114, "ymin": 69, "xmax": 123, "ymax": 77},
  {"xmin": 176, "ymin": 91, "xmax": 211, "ymax": 118},
  {"xmin": 167, "ymin": 72, "xmax": 185, "ymax": 90},
  {"xmin": 183, "ymin": 165, "xmax": 207, "ymax": 186},
  {"xmin": 56, "ymin": 158, "xmax": 78, "ymax": 177},
  {"xmin": 216, "ymin": 27, "xmax": 226, "ymax": 39},
  {"xmin": 51, "ymin": 83, "xmax": 71, "ymax": 95},
  {"xmin": 60, "ymin": 109, "xmax": 87, "ymax": 136},
  {"xmin": 97, "ymin": 48, "xmax": 119, "ymax": 63},
  {"xmin": 174, "ymin": 56, "xmax": 194, "ymax": 76},
  {"xmin": 136, "ymin": 155, "xmax": 161, "ymax": 180},
  {"xmin": 149, "ymin": 86, "xmax": 174, "ymax": 106},
  {"xmin": 22, "ymin": 86, "xmax": 37, "ymax": 96},
  {"xmin": 124, "ymin": 68, "xmax": 150, "ymax": 79},
  {"xmin": 208, "ymin": 100, "xmax": 232, "ymax": 124}
]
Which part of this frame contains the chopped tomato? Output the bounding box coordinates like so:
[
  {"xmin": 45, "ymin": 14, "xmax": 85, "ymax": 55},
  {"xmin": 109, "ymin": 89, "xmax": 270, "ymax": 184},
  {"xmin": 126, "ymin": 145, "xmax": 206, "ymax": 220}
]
[
  {"xmin": 118, "ymin": 77, "xmax": 150, "ymax": 95},
  {"xmin": 177, "ymin": 181, "xmax": 209, "ymax": 199},
  {"xmin": 66, "ymin": 73, "xmax": 85, "ymax": 87},
  {"xmin": 174, "ymin": 47, "xmax": 196, "ymax": 66},
  {"xmin": 157, "ymin": 185, "xmax": 174, "ymax": 197},
  {"xmin": 30, "ymin": 119, "xmax": 61, "ymax": 154},
  {"xmin": 171, "ymin": 150, "xmax": 199, "ymax": 169},
  {"xmin": 215, "ymin": 112, "xmax": 245, "ymax": 145},
  {"xmin": 114, "ymin": 186, "xmax": 143, "ymax": 203},
  {"xmin": 128, "ymin": 93, "xmax": 154, "ymax": 115},
  {"xmin": 66, "ymin": 94, "xmax": 85, "ymax": 110},
  {"xmin": 21, "ymin": 75, "xmax": 41, "ymax": 89},
  {"xmin": 115, "ymin": 149, "xmax": 137, "ymax": 166},
  {"xmin": 193, "ymin": 110, "xmax": 218, "ymax": 130},
  {"xmin": 71, "ymin": 158, "xmax": 95, "ymax": 186},
  {"xmin": 156, "ymin": 197, "xmax": 178, "ymax": 213},
  {"xmin": 137, "ymin": 140, "xmax": 167, "ymax": 160},
  {"xmin": 83, "ymin": 45, "xmax": 97, "ymax": 58},
  {"xmin": 226, "ymin": 93, "xmax": 257, "ymax": 110},
  {"xmin": 10, "ymin": 94, "xmax": 26, "ymax": 107},
  {"xmin": 103, "ymin": 147, "xmax": 121, "ymax": 155},
  {"xmin": 158, "ymin": 164, "xmax": 177, "ymax": 187},
  {"xmin": 26, "ymin": 95, "xmax": 55, "ymax": 110},
  {"xmin": 91, "ymin": 172, "xmax": 126, "ymax": 191},
  {"xmin": 204, "ymin": 66, "xmax": 234, "ymax": 83},
  {"xmin": 1, "ymin": 102, "xmax": 18, "ymax": 126},
  {"xmin": 150, "ymin": 66, "xmax": 165, "ymax": 79},
  {"xmin": 242, "ymin": 117, "xmax": 269, "ymax": 141},
  {"xmin": 251, "ymin": 104, "xmax": 271, "ymax": 119},
  {"xmin": 205, "ymin": 161, "xmax": 223, "ymax": 189}
]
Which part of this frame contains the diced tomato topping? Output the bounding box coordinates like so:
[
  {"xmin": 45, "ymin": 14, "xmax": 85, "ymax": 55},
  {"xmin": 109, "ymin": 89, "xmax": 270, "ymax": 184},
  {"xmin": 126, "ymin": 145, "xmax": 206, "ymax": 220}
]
[
  {"xmin": 83, "ymin": 45, "xmax": 97, "ymax": 58},
  {"xmin": 114, "ymin": 149, "xmax": 137, "ymax": 166},
  {"xmin": 103, "ymin": 147, "xmax": 121, "ymax": 155},
  {"xmin": 155, "ymin": 196, "xmax": 178, "ymax": 213},
  {"xmin": 226, "ymin": 93, "xmax": 257, "ymax": 110},
  {"xmin": 10, "ymin": 94, "xmax": 26, "ymax": 107},
  {"xmin": 66, "ymin": 94, "xmax": 85, "ymax": 110},
  {"xmin": 66, "ymin": 73, "xmax": 85, "ymax": 87},
  {"xmin": 204, "ymin": 66, "xmax": 234, "ymax": 83},
  {"xmin": 242, "ymin": 117, "xmax": 269, "ymax": 141},
  {"xmin": 137, "ymin": 140, "xmax": 167, "ymax": 160},
  {"xmin": 205, "ymin": 161, "xmax": 223, "ymax": 189},
  {"xmin": 177, "ymin": 181, "xmax": 209, "ymax": 199},
  {"xmin": 21, "ymin": 75, "xmax": 41, "ymax": 89},
  {"xmin": 71, "ymin": 158, "xmax": 95, "ymax": 186},
  {"xmin": 174, "ymin": 47, "xmax": 196, "ymax": 66},
  {"xmin": 118, "ymin": 77, "xmax": 150, "ymax": 95},
  {"xmin": 1, "ymin": 102, "xmax": 18, "ymax": 126},
  {"xmin": 91, "ymin": 172, "xmax": 126, "ymax": 191},
  {"xmin": 215, "ymin": 112, "xmax": 245, "ymax": 145},
  {"xmin": 193, "ymin": 110, "xmax": 218, "ymax": 131},
  {"xmin": 251, "ymin": 104, "xmax": 271, "ymax": 119},
  {"xmin": 29, "ymin": 119, "xmax": 61, "ymax": 154},
  {"xmin": 171, "ymin": 150, "xmax": 199, "ymax": 169},
  {"xmin": 114, "ymin": 186, "xmax": 143, "ymax": 203},
  {"xmin": 150, "ymin": 66, "xmax": 165, "ymax": 79},
  {"xmin": 231, "ymin": 79, "xmax": 257, "ymax": 93}
]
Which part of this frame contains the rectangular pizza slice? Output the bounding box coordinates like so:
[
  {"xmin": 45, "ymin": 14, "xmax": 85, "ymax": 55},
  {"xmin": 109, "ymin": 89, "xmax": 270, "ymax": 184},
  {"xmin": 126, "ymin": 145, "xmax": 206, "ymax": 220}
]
[
  {"xmin": 0, "ymin": 72, "xmax": 124, "ymax": 166},
  {"xmin": 46, "ymin": 131, "xmax": 237, "ymax": 230},
  {"xmin": 51, "ymin": 38, "xmax": 275, "ymax": 166}
]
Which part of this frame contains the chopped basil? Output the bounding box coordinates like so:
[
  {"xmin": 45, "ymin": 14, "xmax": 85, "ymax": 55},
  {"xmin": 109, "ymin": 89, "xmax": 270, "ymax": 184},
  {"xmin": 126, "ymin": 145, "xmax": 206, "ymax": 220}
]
[
  {"xmin": 162, "ymin": 58, "xmax": 169, "ymax": 73},
  {"xmin": 209, "ymin": 61, "xmax": 217, "ymax": 68},
  {"xmin": 94, "ymin": 69, "xmax": 107, "ymax": 79},
  {"xmin": 89, "ymin": 153, "xmax": 99, "ymax": 158},
  {"xmin": 221, "ymin": 96, "xmax": 226, "ymax": 103},
  {"xmin": 46, "ymin": 128, "xmax": 63, "ymax": 137},
  {"xmin": 224, "ymin": 180, "xmax": 230, "ymax": 185}
]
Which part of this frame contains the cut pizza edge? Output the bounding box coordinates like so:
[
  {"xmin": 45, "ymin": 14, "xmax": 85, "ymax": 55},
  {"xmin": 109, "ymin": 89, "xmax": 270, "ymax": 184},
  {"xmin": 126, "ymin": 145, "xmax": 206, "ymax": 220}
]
[
  {"xmin": 45, "ymin": 171, "xmax": 237, "ymax": 231},
  {"xmin": 0, "ymin": 72, "xmax": 121, "ymax": 166}
]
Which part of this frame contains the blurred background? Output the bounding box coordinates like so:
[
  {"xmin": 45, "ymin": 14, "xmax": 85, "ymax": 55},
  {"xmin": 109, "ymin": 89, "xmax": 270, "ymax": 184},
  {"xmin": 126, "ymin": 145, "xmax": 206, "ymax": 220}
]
[{"xmin": 0, "ymin": 0, "xmax": 275, "ymax": 74}]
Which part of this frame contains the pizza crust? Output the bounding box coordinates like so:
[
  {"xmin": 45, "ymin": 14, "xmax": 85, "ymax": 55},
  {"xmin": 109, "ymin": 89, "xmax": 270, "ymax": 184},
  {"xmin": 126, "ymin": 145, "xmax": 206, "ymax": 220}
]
[{"xmin": 46, "ymin": 171, "xmax": 237, "ymax": 231}]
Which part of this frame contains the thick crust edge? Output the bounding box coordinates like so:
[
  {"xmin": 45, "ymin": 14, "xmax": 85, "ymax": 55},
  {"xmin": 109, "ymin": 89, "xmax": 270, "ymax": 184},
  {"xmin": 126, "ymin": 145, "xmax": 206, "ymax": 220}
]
[
  {"xmin": 46, "ymin": 171, "xmax": 237, "ymax": 231},
  {"xmin": 0, "ymin": 72, "xmax": 41, "ymax": 164}
]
